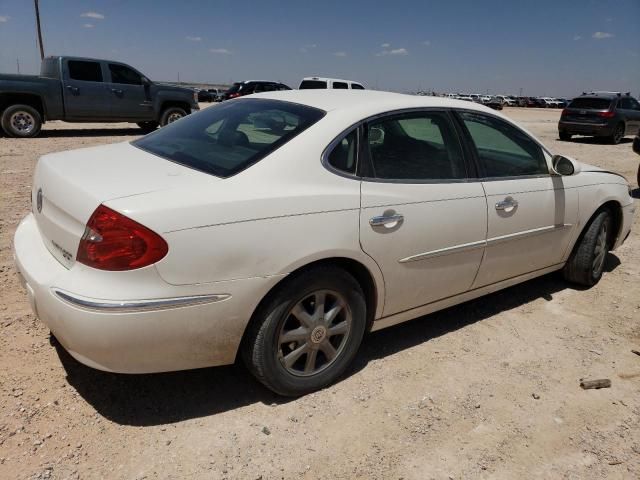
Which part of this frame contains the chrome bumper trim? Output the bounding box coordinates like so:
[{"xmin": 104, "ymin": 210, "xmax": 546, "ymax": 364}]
[{"xmin": 52, "ymin": 289, "xmax": 230, "ymax": 313}]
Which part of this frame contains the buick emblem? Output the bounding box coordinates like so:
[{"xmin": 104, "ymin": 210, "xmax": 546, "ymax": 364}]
[{"xmin": 36, "ymin": 188, "xmax": 43, "ymax": 213}]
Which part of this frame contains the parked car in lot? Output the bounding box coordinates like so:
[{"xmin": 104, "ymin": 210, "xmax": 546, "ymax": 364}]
[
  {"xmin": 197, "ymin": 89, "xmax": 215, "ymax": 102},
  {"xmin": 0, "ymin": 56, "xmax": 199, "ymax": 137},
  {"xmin": 221, "ymin": 80, "xmax": 291, "ymax": 100},
  {"xmin": 558, "ymin": 92, "xmax": 640, "ymax": 144},
  {"xmin": 496, "ymin": 95, "xmax": 515, "ymax": 107},
  {"xmin": 299, "ymin": 77, "xmax": 365, "ymax": 90},
  {"xmin": 484, "ymin": 96, "xmax": 504, "ymax": 110},
  {"xmin": 14, "ymin": 90, "xmax": 635, "ymax": 396}
]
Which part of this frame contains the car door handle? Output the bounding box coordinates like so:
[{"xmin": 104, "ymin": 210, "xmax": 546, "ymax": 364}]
[
  {"xmin": 495, "ymin": 197, "xmax": 518, "ymax": 211},
  {"xmin": 369, "ymin": 213, "xmax": 404, "ymax": 227},
  {"xmin": 65, "ymin": 85, "xmax": 79, "ymax": 94},
  {"xmin": 111, "ymin": 88, "xmax": 123, "ymax": 95}
]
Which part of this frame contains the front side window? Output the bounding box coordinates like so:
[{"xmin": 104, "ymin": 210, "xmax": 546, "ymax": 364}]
[
  {"xmin": 108, "ymin": 64, "xmax": 143, "ymax": 85},
  {"xmin": 133, "ymin": 99, "xmax": 325, "ymax": 178},
  {"xmin": 366, "ymin": 112, "xmax": 467, "ymax": 181},
  {"xmin": 333, "ymin": 82, "xmax": 348, "ymax": 89},
  {"xmin": 68, "ymin": 60, "xmax": 103, "ymax": 82},
  {"xmin": 327, "ymin": 129, "xmax": 358, "ymax": 174},
  {"xmin": 459, "ymin": 111, "xmax": 547, "ymax": 178}
]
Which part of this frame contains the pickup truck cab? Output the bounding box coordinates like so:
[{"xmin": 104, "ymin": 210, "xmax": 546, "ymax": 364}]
[
  {"xmin": 0, "ymin": 56, "xmax": 199, "ymax": 137},
  {"xmin": 299, "ymin": 77, "xmax": 365, "ymax": 90}
]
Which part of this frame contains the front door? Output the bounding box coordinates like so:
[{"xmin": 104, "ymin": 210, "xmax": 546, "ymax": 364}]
[
  {"xmin": 106, "ymin": 63, "xmax": 154, "ymax": 120},
  {"xmin": 358, "ymin": 110, "xmax": 487, "ymax": 317},
  {"xmin": 618, "ymin": 97, "xmax": 640, "ymax": 135},
  {"xmin": 455, "ymin": 110, "xmax": 578, "ymax": 288},
  {"xmin": 62, "ymin": 59, "xmax": 111, "ymax": 119}
]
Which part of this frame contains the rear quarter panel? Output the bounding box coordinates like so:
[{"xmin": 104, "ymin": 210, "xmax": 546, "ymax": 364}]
[{"xmin": 0, "ymin": 74, "xmax": 64, "ymax": 119}]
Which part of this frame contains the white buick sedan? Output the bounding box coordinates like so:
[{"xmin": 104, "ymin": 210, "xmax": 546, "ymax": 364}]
[{"xmin": 14, "ymin": 91, "xmax": 635, "ymax": 395}]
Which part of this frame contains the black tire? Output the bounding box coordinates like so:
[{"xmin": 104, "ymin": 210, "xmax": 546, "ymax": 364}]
[
  {"xmin": 563, "ymin": 210, "xmax": 612, "ymax": 286},
  {"xmin": 242, "ymin": 266, "xmax": 367, "ymax": 396},
  {"xmin": 137, "ymin": 121, "xmax": 159, "ymax": 133},
  {"xmin": 159, "ymin": 107, "xmax": 187, "ymax": 127},
  {"xmin": 608, "ymin": 123, "xmax": 625, "ymax": 145},
  {"xmin": 559, "ymin": 131, "xmax": 572, "ymax": 141},
  {"xmin": 1, "ymin": 104, "xmax": 42, "ymax": 138}
]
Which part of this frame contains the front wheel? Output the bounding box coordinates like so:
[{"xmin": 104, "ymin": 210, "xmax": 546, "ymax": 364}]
[
  {"xmin": 242, "ymin": 266, "xmax": 367, "ymax": 396},
  {"xmin": 563, "ymin": 210, "xmax": 612, "ymax": 286},
  {"xmin": 159, "ymin": 107, "xmax": 187, "ymax": 127},
  {"xmin": 1, "ymin": 104, "xmax": 42, "ymax": 138}
]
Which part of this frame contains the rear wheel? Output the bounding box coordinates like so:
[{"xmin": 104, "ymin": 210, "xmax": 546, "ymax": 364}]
[
  {"xmin": 242, "ymin": 266, "xmax": 367, "ymax": 396},
  {"xmin": 609, "ymin": 123, "xmax": 625, "ymax": 145},
  {"xmin": 159, "ymin": 107, "xmax": 187, "ymax": 127},
  {"xmin": 559, "ymin": 131, "xmax": 572, "ymax": 141},
  {"xmin": 563, "ymin": 210, "xmax": 612, "ymax": 286},
  {"xmin": 1, "ymin": 104, "xmax": 42, "ymax": 138}
]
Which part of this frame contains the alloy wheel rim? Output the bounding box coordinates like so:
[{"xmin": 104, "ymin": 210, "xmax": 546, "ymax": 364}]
[
  {"xmin": 10, "ymin": 111, "xmax": 35, "ymax": 133},
  {"xmin": 277, "ymin": 289, "xmax": 352, "ymax": 377},
  {"xmin": 614, "ymin": 126, "xmax": 624, "ymax": 143},
  {"xmin": 592, "ymin": 222, "xmax": 608, "ymax": 276},
  {"xmin": 167, "ymin": 112, "xmax": 183, "ymax": 123}
]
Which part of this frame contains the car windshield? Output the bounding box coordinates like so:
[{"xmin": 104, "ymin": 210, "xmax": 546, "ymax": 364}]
[
  {"xmin": 132, "ymin": 99, "xmax": 325, "ymax": 178},
  {"xmin": 568, "ymin": 98, "xmax": 612, "ymax": 110}
]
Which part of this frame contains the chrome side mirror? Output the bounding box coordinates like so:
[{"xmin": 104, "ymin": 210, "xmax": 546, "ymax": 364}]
[{"xmin": 552, "ymin": 155, "xmax": 580, "ymax": 176}]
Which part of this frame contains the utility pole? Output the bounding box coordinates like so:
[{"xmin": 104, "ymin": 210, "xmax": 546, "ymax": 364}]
[
  {"xmin": 34, "ymin": 0, "xmax": 45, "ymax": 60},
  {"xmin": 17, "ymin": 58, "xmax": 20, "ymax": 73}
]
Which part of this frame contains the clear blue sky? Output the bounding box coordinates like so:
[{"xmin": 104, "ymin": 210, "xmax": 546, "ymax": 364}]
[{"xmin": 0, "ymin": 0, "xmax": 638, "ymax": 96}]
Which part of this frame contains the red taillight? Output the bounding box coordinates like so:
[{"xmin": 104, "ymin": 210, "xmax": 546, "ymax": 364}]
[
  {"xmin": 597, "ymin": 111, "xmax": 615, "ymax": 118},
  {"xmin": 228, "ymin": 93, "xmax": 240, "ymax": 98},
  {"xmin": 561, "ymin": 108, "xmax": 568, "ymax": 116},
  {"xmin": 77, "ymin": 205, "xmax": 168, "ymax": 271}
]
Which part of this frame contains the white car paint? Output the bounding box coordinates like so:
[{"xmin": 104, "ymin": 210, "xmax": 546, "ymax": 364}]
[{"xmin": 13, "ymin": 90, "xmax": 635, "ymax": 374}]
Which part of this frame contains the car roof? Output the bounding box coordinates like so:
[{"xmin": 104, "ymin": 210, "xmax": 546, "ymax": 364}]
[
  {"xmin": 250, "ymin": 89, "xmax": 500, "ymax": 116},
  {"xmin": 302, "ymin": 77, "xmax": 361, "ymax": 84}
]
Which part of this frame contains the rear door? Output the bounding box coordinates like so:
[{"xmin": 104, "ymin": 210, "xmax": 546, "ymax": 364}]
[
  {"xmin": 106, "ymin": 63, "xmax": 153, "ymax": 120},
  {"xmin": 62, "ymin": 59, "xmax": 110, "ymax": 118},
  {"xmin": 359, "ymin": 110, "xmax": 487, "ymax": 317},
  {"xmin": 618, "ymin": 97, "xmax": 640, "ymax": 134},
  {"xmin": 456, "ymin": 110, "xmax": 578, "ymax": 288}
]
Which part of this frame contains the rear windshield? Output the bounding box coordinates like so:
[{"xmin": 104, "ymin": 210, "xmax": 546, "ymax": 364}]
[
  {"xmin": 226, "ymin": 82, "xmax": 242, "ymax": 94},
  {"xmin": 568, "ymin": 98, "xmax": 612, "ymax": 110},
  {"xmin": 300, "ymin": 80, "xmax": 327, "ymax": 89},
  {"xmin": 132, "ymin": 99, "xmax": 325, "ymax": 178}
]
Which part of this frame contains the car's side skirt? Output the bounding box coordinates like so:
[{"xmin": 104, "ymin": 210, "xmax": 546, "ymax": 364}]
[{"xmin": 370, "ymin": 262, "xmax": 564, "ymax": 332}]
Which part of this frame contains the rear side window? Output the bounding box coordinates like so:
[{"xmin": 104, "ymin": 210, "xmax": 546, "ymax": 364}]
[
  {"xmin": 459, "ymin": 111, "xmax": 547, "ymax": 178},
  {"xmin": 367, "ymin": 112, "xmax": 467, "ymax": 181},
  {"xmin": 133, "ymin": 99, "xmax": 325, "ymax": 178},
  {"xmin": 328, "ymin": 129, "xmax": 358, "ymax": 174},
  {"xmin": 333, "ymin": 82, "xmax": 348, "ymax": 89},
  {"xmin": 68, "ymin": 61, "xmax": 103, "ymax": 82},
  {"xmin": 352, "ymin": 83, "xmax": 365, "ymax": 90},
  {"xmin": 108, "ymin": 64, "xmax": 143, "ymax": 85},
  {"xmin": 300, "ymin": 80, "xmax": 327, "ymax": 89},
  {"xmin": 568, "ymin": 98, "xmax": 612, "ymax": 110}
]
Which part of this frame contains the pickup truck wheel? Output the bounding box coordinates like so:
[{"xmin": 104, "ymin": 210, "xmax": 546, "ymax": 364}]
[
  {"xmin": 137, "ymin": 121, "xmax": 159, "ymax": 133},
  {"xmin": 1, "ymin": 105, "xmax": 42, "ymax": 138},
  {"xmin": 160, "ymin": 107, "xmax": 187, "ymax": 127}
]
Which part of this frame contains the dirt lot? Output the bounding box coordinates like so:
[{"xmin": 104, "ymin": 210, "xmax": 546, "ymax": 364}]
[{"xmin": 1, "ymin": 106, "xmax": 639, "ymax": 480}]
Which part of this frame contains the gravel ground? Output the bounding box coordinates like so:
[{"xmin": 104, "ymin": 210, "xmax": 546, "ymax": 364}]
[{"xmin": 1, "ymin": 106, "xmax": 639, "ymax": 480}]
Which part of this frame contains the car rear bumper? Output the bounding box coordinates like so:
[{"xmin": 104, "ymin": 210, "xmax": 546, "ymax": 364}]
[
  {"xmin": 558, "ymin": 121, "xmax": 615, "ymax": 136},
  {"xmin": 13, "ymin": 213, "xmax": 282, "ymax": 373}
]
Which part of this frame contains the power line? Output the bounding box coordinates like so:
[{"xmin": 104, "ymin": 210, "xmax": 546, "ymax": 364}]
[{"xmin": 34, "ymin": 0, "xmax": 45, "ymax": 60}]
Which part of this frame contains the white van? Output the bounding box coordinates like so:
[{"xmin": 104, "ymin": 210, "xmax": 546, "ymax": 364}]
[{"xmin": 299, "ymin": 77, "xmax": 365, "ymax": 90}]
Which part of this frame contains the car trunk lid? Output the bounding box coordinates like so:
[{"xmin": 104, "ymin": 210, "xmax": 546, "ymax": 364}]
[{"xmin": 32, "ymin": 141, "xmax": 218, "ymax": 268}]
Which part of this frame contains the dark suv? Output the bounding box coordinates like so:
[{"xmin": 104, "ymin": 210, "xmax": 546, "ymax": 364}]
[
  {"xmin": 558, "ymin": 92, "xmax": 640, "ymax": 144},
  {"xmin": 222, "ymin": 81, "xmax": 291, "ymax": 100}
]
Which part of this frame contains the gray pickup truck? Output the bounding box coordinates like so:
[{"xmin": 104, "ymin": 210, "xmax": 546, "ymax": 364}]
[{"xmin": 0, "ymin": 56, "xmax": 200, "ymax": 137}]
